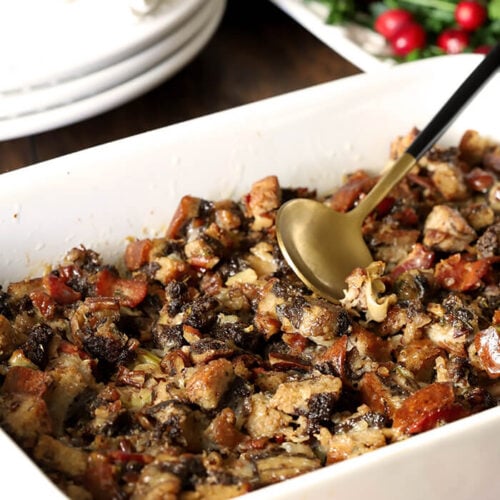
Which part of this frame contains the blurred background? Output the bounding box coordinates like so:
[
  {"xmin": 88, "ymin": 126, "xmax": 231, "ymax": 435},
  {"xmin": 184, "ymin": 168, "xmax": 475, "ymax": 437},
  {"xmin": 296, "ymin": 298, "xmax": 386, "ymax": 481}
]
[
  {"xmin": 0, "ymin": 0, "xmax": 360, "ymax": 173},
  {"xmin": 2, "ymin": 0, "xmax": 498, "ymax": 173}
]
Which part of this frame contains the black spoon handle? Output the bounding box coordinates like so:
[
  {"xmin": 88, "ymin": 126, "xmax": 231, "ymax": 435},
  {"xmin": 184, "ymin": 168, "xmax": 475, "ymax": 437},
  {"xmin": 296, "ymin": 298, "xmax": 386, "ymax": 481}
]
[
  {"xmin": 407, "ymin": 43, "xmax": 500, "ymax": 160},
  {"xmin": 351, "ymin": 45, "xmax": 500, "ymax": 221}
]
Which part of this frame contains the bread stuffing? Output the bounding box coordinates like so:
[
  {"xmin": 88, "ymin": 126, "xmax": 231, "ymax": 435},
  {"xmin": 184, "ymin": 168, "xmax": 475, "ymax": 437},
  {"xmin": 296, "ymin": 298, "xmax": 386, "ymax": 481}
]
[{"xmin": 1, "ymin": 129, "xmax": 499, "ymax": 499}]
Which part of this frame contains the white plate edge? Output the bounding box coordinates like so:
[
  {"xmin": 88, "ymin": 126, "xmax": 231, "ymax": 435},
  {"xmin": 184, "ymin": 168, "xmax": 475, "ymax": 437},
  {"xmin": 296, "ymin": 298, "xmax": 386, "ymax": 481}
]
[
  {"xmin": 0, "ymin": 0, "xmax": 226, "ymax": 140},
  {"xmin": 0, "ymin": 0, "xmax": 219, "ymax": 119}
]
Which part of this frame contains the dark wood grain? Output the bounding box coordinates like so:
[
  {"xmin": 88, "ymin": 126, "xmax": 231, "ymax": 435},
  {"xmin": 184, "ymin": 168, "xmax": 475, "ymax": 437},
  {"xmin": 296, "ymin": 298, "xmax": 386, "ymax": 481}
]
[
  {"xmin": 0, "ymin": 137, "xmax": 35, "ymax": 173},
  {"xmin": 0, "ymin": 0, "xmax": 359, "ymax": 173}
]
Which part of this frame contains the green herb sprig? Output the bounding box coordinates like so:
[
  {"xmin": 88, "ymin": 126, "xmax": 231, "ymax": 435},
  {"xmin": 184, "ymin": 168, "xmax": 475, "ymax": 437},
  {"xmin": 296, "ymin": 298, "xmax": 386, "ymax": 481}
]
[{"xmin": 311, "ymin": 0, "xmax": 500, "ymax": 61}]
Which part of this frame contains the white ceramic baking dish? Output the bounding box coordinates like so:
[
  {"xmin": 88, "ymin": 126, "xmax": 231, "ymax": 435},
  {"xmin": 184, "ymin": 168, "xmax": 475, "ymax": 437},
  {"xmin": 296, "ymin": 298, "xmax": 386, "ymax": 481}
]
[{"xmin": 0, "ymin": 53, "xmax": 499, "ymax": 499}]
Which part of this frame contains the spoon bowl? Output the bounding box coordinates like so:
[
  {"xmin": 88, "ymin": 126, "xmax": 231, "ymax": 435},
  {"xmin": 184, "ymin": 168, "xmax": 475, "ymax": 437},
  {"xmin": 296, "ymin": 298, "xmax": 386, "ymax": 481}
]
[
  {"xmin": 277, "ymin": 198, "xmax": 371, "ymax": 299},
  {"xmin": 277, "ymin": 152, "xmax": 418, "ymax": 300}
]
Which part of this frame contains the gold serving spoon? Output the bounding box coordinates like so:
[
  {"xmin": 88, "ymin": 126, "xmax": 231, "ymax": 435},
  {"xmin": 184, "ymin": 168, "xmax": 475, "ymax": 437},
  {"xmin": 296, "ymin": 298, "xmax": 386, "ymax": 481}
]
[{"xmin": 277, "ymin": 43, "xmax": 500, "ymax": 301}]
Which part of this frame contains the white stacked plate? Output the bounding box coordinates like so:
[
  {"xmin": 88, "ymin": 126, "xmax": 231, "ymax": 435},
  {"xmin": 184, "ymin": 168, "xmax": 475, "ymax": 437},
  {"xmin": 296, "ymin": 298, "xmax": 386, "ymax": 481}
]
[{"xmin": 0, "ymin": 0, "xmax": 226, "ymax": 140}]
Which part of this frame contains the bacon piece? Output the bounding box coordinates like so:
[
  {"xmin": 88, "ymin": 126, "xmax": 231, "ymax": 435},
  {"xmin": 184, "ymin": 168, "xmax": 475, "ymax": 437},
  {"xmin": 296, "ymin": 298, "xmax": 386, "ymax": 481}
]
[
  {"xmin": 316, "ymin": 335, "xmax": 348, "ymax": 379},
  {"xmin": 42, "ymin": 274, "xmax": 81, "ymax": 304},
  {"xmin": 58, "ymin": 339, "xmax": 95, "ymax": 364},
  {"xmin": 494, "ymin": 310, "xmax": 500, "ymax": 326},
  {"xmin": 166, "ymin": 195, "xmax": 201, "ymax": 239},
  {"xmin": 393, "ymin": 206, "xmax": 419, "ymax": 226},
  {"xmin": 434, "ymin": 254, "xmax": 494, "ymax": 292},
  {"xmin": 466, "ymin": 167, "xmax": 495, "ymax": 192},
  {"xmin": 474, "ymin": 326, "xmax": 500, "ymax": 378},
  {"xmin": 359, "ymin": 372, "xmax": 396, "ymax": 418},
  {"xmin": 375, "ymin": 196, "xmax": 395, "ymax": 217},
  {"xmin": 29, "ymin": 290, "xmax": 56, "ymax": 319},
  {"xmin": 390, "ymin": 243, "xmax": 435, "ymax": 280},
  {"xmin": 124, "ymin": 239, "xmax": 153, "ymax": 271},
  {"xmin": 393, "ymin": 382, "xmax": 465, "ymax": 435},
  {"xmin": 95, "ymin": 268, "xmax": 147, "ymax": 308},
  {"xmin": 282, "ymin": 333, "xmax": 309, "ymax": 354},
  {"xmin": 9, "ymin": 273, "xmax": 80, "ymax": 311},
  {"xmin": 107, "ymin": 450, "xmax": 153, "ymax": 465},
  {"xmin": 328, "ymin": 170, "xmax": 377, "ymax": 213},
  {"xmin": 55, "ymin": 265, "xmax": 87, "ymax": 299}
]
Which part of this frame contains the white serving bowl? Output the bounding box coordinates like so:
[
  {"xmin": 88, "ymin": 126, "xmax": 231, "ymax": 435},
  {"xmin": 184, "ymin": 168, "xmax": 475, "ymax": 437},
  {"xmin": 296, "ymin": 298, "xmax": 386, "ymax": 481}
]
[{"xmin": 0, "ymin": 53, "xmax": 499, "ymax": 499}]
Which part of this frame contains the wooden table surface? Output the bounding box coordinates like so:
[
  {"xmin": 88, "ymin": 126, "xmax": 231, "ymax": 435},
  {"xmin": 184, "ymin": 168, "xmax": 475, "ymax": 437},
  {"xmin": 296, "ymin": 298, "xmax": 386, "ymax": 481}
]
[{"xmin": 0, "ymin": 0, "xmax": 360, "ymax": 174}]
